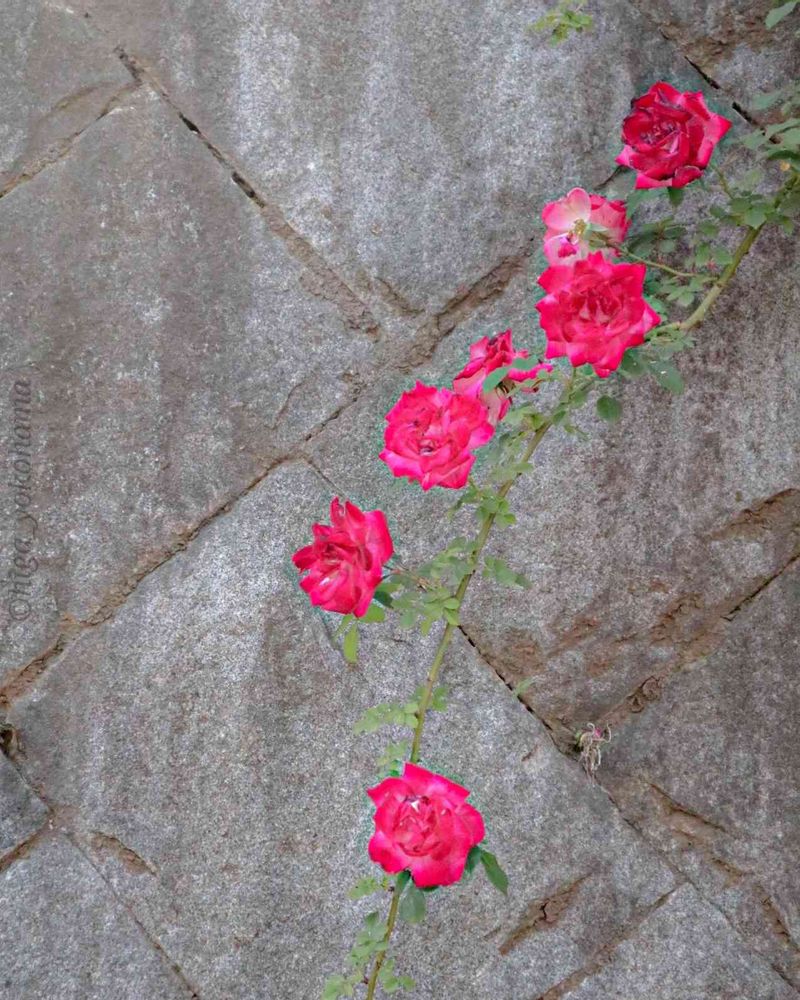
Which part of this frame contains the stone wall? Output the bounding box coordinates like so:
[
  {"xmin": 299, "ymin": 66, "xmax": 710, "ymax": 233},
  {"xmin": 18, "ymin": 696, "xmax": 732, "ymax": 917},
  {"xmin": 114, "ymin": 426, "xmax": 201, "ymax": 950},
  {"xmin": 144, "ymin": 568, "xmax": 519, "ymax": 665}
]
[{"xmin": 0, "ymin": 2, "xmax": 797, "ymax": 998}]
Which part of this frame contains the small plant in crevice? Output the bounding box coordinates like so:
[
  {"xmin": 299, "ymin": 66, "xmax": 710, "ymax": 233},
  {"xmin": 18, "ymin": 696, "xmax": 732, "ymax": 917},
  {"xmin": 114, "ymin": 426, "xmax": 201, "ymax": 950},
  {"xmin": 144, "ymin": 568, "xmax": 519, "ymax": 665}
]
[
  {"xmin": 576, "ymin": 723, "xmax": 612, "ymax": 778},
  {"xmin": 531, "ymin": 0, "xmax": 592, "ymax": 44},
  {"xmin": 289, "ymin": 66, "xmax": 800, "ymax": 1000}
]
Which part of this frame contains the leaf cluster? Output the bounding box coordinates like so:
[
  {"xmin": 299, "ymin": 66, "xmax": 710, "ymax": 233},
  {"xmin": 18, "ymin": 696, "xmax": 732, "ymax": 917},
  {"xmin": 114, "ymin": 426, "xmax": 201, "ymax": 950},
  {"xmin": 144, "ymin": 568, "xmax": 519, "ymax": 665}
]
[{"xmin": 531, "ymin": 0, "xmax": 593, "ymax": 43}]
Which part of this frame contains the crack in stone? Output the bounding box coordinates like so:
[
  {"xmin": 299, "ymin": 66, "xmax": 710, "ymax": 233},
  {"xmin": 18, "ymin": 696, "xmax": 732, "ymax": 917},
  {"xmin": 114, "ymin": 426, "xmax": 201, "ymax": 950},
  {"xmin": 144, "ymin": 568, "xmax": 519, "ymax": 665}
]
[
  {"xmin": 646, "ymin": 781, "xmax": 729, "ymax": 839},
  {"xmin": 499, "ymin": 873, "xmax": 591, "ymax": 956},
  {"xmin": 533, "ymin": 885, "xmax": 680, "ymax": 999},
  {"xmin": 598, "ymin": 780, "xmax": 800, "ymax": 990},
  {"xmin": 396, "ymin": 237, "xmax": 536, "ymax": 372},
  {"xmin": 0, "ymin": 755, "xmax": 201, "ymax": 997},
  {"xmin": 90, "ymin": 831, "xmax": 157, "ymax": 876},
  {"xmin": 457, "ymin": 623, "xmax": 576, "ymax": 754},
  {"xmin": 0, "ymin": 820, "xmax": 53, "ymax": 874},
  {"xmin": 600, "ymin": 547, "xmax": 800, "ymax": 731},
  {"xmin": 112, "ymin": 47, "xmax": 380, "ymax": 341},
  {"xmin": 0, "ymin": 81, "xmax": 140, "ymax": 201},
  {"xmin": 460, "ymin": 604, "xmax": 800, "ymax": 984},
  {"xmin": 0, "ymin": 388, "xmax": 361, "ymax": 710}
]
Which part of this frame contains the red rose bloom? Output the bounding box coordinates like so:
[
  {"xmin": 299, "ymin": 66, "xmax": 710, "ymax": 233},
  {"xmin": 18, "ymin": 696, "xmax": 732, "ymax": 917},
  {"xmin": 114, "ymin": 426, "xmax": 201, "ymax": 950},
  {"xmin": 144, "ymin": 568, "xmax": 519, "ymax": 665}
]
[
  {"xmin": 380, "ymin": 381, "xmax": 494, "ymax": 490},
  {"xmin": 453, "ymin": 330, "xmax": 553, "ymax": 423},
  {"xmin": 367, "ymin": 763, "xmax": 485, "ymax": 888},
  {"xmin": 617, "ymin": 81, "xmax": 731, "ymax": 189},
  {"xmin": 292, "ymin": 498, "xmax": 393, "ymax": 617},
  {"xmin": 536, "ymin": 253, "xmax": 661, "ymax": 378}
]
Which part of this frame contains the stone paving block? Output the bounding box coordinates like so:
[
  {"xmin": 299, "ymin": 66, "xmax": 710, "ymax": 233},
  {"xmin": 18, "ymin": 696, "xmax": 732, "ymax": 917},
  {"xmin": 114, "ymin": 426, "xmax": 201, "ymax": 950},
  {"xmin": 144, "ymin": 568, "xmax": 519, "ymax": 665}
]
[
  {"xmin": 0, "ymin": 835, "xmax": 193, "ymax": 999},
  {"xmin": 0, "ymin": 754, "xmax": 47, "ymax": 857},
  {"xmin": 600, "ymin": 560, "xmax": 800, "ymax": 985},
  {"xmin": 0, "ymin": 86, "xmax": 375, "ymax": 684},
  {"xmin": 8, "ymin": 461, "xmax": 680, "ymax": 999},
  {"xmin": 629, "ymin": 0, "xmax": 799, "ymax": 113},
  {"xmin": 554, "ymin": 883, "xmax": 797, "ymax": 1000},
  {"xmin": 81, "ymin": 0, "xmax": 720, "ymax": 321},
  {"xmin": 1, "ymin": 0, "xmax": 130, "ymax": 191},
  {"xmin": 306, "ymin": 226, "xmax": 800, "ymax": 732}
]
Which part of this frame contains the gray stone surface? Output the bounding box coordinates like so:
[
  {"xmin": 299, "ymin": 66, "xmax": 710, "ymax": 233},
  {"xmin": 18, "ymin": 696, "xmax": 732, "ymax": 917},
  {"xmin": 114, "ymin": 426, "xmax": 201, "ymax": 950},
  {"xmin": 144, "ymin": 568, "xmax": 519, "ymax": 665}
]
[
  {"xmin": 601, "ymin": 561, "xmax": 800, "ymax": 986},
  {"xmin": 0, "ymin": 0, "xmax": 130, "ymax": 191},
  {"xmin": 0, "ymin": 754, "xmax": 47, "ymax": 857},
  {"xmin": 554, "ymin": 883, "xmax": 797, "ymax": 1000},
  {"xmin": 8, "ymin": 461, "xmax": 679, "ymax": 1000},
  {"xmin": 0, "ymin": 86, "xmax": 373, "ymax": 683},
  {"xmin": 80, "ymin": 0, "xmax": 719, "ymax": 321},
  {"xmin": 629, "ymin": 0, "xmax": 800, "ymax": 113},
  {"xmin": 0, "ymin": 835, "xmax": 192, "ymax": 998}
]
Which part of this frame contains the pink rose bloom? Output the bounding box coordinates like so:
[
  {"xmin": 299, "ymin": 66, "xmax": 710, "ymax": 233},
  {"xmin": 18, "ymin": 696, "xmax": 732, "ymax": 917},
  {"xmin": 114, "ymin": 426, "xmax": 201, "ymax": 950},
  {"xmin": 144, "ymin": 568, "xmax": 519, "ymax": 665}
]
[
  {"xmin": 536, "ymin": 253, "xmax": 661, "ymax": 378},
  {"xmin": 367, "ymin": 762, "xmax": 485, "ymax": 888},
  {"xmin": 380, "ymin": 381, "xmax": 494, "ymax": 490},
  {"xmin": 542, "ymin": 188, "xmax": 629, "ymax": 264},
  {"xmin": 292, "ymin": 498, "xmax": 393, "ymax": 617},
  {"xmin": 617, "ymin": 82, "xmax": 732, "ymax": 189},
  {"xmin": 452, "ymin": 329, "xmax": 553, "ymax": 423}
]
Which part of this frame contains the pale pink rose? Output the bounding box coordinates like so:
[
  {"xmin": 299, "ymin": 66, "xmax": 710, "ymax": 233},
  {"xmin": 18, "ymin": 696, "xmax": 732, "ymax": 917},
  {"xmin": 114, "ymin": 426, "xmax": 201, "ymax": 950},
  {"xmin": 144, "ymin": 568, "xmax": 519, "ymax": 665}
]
[{"xmin": 542, "ymin": 188, "xmax": 629, "ymax": 265}]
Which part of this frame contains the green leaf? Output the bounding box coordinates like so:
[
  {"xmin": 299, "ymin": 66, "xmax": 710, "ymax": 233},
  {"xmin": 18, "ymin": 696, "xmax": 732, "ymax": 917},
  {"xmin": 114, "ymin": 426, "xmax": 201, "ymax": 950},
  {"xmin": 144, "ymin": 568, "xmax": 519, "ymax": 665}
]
[
  {"xmin": 778, "ymin": 127, "xmax": 800, "ymax": 149},
  {"xmin": 342, "ymin": 624, "xmax": 359, "ymax": 663},
  {"xmin": 666, "ymin": 187, "xmax": 685, "ymax": 208},
  {"xmin": 463, "ymin": 844, "xmax": 484, "ymax": 878},
  {"xmin": 372, "ymin": 586, "xmax": 395, "ymax": 608},
  {"xmin": 483, "ymin": 556, "xmax": 531, "ymax": 589},
  {"xmin": 322, "ymin": 974, "xmax": 353, "ymax": 1000},
  {"xmin": 376, "ymin": 741, "xmax": 410, "ymax": 776},
  {"xmin": 398, "ymin": 884, "xmax": 427, "ymax": 923},
  {"xmin": 750, "ymin": 88, "xmax": 785, "ymax": 110},
  {"xmin": 512, "ymin": 677, "xmax": 536, "ymax": 696},
  {"xmin": 395, "ymin": 870, "xmax": 411, "ymax": 894},
  {"xmin": 651, "ymin": 359, "xmax": 685, "ymax": 395},
  {"xmin": 334, "ymin": 613, "xmax": 356, "ymax": 637},
  {"xmin": 627, "ymin": 187, "xmax": 663, "ymax": 212},
  {"xmin": 480, "ymin": 850, "xmax": 509, "ymax": 894},
  {"xmin": 360, "ymin": 604, "xmax": 386, "ymax": 624},
  {"xmin": 482, "ymin": 366, "xmax": 511, "ymax": 392},
  {"xmin": 596, "ymin": 395, "xmax": 622, "ymax": 422},
  {"xmin": 430, "ymin": 685, "xmax": 449, "ymax": 711},
  {"xmin": 355, "ymin": 701, "xmax": 418, "ymax": 734},
  {"xmin": 619, "ymin": 349, "xmax": 647, "ymax": 377},
  {"xmin": 766, "ymin": 0, "xmax": 797, "ymax": 28},
  {"xmin": 348, "ymin": 877, "xmax": 383, "ymax": 901}
]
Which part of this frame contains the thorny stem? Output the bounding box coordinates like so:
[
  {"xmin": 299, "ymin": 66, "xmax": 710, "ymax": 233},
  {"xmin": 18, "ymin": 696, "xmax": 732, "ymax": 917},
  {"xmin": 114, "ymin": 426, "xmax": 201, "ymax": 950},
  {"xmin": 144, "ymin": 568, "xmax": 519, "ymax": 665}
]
[
  {"xmin": 659, "ymin": 173, "xmax": 798, "ymax": 336},
  {"xmin": 364, "ymin": 419, "xmax": 552, "ymax": 999},
  {"xmin": 712, "ymin": 164, "xmax": 735, "ymax": 200},
  {"xmin": 362, "ymin": 172, "xmax": 798, "ymax": 998},
  {"xmin": 616, "ymin": 245, "xmax": 712, "ymax": 280},
  {"xmin": 364, "ymin": 890, "xmax": 401, "ymax": 998}
]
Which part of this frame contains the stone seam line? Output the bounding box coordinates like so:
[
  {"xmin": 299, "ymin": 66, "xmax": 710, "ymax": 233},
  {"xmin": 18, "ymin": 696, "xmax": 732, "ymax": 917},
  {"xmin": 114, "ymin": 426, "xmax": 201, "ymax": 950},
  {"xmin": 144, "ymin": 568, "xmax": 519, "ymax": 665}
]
[
  {"xmin": 0, "ymin": 79, "xmax": 141, "ymax": 201},
  {"xmin": 0, "ymin": 766, "xmax": 202, "ymax": 998},
  {"xmin": 459, "ymin": 573, "xmax": 800, "ymax": 991}
]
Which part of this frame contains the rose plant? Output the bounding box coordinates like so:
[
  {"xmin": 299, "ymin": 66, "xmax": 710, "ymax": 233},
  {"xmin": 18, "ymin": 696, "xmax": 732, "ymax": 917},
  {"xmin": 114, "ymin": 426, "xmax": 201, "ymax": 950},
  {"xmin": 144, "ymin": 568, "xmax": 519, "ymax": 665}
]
[{"xmin": 290, "ymin": 67, "xmax": 800, "ymax": 998}]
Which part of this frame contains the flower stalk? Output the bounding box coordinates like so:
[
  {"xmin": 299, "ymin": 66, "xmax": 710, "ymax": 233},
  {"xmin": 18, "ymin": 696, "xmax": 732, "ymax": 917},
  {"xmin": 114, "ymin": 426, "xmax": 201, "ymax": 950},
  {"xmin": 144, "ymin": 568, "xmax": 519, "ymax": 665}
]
[{"xmin": 299, "ymin": 72, "xmax": 799, "ymax": 998}]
